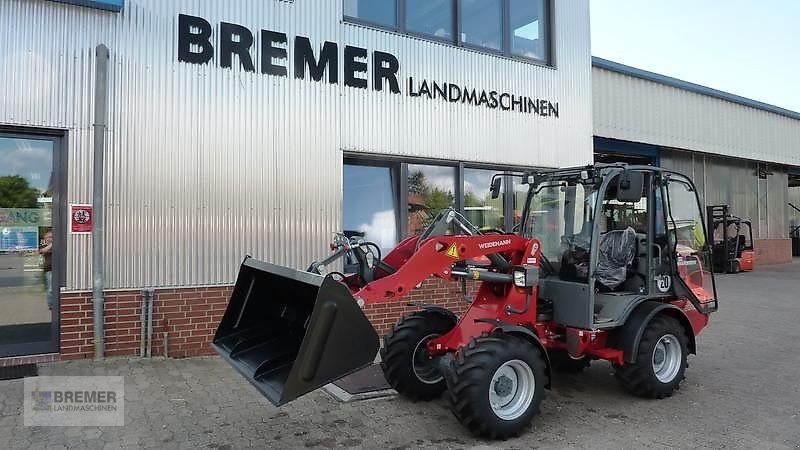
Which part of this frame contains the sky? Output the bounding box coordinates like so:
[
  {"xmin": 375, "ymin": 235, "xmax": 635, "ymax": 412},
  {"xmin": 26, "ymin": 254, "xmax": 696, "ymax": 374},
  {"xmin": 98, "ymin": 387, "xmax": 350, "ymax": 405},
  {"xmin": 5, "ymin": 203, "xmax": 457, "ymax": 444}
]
[{"xmin": 590, "ymin": 0, "xmax": 800, "ymax": 113}]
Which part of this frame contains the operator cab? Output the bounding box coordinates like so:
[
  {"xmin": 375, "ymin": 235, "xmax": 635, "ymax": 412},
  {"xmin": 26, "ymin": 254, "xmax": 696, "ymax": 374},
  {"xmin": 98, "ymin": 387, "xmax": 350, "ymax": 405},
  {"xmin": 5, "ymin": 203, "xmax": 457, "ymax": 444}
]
[{"xmin": 515, "ymin": 165, "xmax": 717, "ymax": 330}]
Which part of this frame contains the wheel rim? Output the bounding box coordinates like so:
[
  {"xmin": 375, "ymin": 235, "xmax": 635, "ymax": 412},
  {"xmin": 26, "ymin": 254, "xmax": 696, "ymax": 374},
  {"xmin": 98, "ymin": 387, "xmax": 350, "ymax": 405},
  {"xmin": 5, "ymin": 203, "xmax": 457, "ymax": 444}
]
[
  {"xmin": 652, "ymin": 334, "xmax": 682, "ymax": 383},
  {"xmin": 412, "ymin": 334, "xmax": 442, "ymax": 384},
  {"xmin": 488, "ymin": 359, "xmax": 535, "ymax": 421}
]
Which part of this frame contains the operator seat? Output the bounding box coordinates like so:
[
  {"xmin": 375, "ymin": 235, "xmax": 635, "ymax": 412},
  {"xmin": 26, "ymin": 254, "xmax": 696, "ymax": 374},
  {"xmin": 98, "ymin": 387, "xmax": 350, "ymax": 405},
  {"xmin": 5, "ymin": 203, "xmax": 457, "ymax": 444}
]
[{"xmin": 596, "ymin": 227, "xmax": 637, "ymax": 290}]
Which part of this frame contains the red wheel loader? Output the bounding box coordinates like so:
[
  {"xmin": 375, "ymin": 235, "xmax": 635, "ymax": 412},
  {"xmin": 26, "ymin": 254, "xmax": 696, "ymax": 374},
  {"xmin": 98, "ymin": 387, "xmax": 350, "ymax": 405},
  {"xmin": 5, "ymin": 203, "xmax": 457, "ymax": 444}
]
[{"xmin": 212, "ymin": 164, "xmax": 718, "ymax": 439}]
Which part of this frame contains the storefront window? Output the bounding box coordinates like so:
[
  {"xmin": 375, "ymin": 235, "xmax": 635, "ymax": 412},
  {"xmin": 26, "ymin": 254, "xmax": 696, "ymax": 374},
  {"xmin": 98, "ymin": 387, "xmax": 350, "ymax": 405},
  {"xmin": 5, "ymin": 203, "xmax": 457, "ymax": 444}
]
[
  {"xmin": 463, "ymin": 168, "xmax": 504, "ymax": 231},
  {"xmin": 344, "ymin": 0, "xmax": 397, "ymax": 27},
  {"xmin": 407, "ymin": 164, "xmax": 455, "ymax": 236},
  {"xmin": 343, "ymin": 164, "xmax": 399, "ymax": 254},
  {"xmin": 0, "ymin": 135, "xmax": 56, "ymax": 353},
  {"xmin": 460, "ymin": 0, "xmax": 503, "ymax": 51},
  {"xmin": 510, "ymin": 0, "xmax": 547, "ymax": 60},
  {"xmin": 406, "ymin": 0, "xmax": 454, "ymax": 40}
]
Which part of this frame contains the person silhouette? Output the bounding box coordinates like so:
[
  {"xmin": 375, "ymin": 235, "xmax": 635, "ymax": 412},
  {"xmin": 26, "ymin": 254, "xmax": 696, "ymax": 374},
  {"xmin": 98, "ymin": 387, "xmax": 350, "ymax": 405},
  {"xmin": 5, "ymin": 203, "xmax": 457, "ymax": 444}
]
[{"xmin": 38, "ymin": 231, "xmax": 53, "ymax": 310}]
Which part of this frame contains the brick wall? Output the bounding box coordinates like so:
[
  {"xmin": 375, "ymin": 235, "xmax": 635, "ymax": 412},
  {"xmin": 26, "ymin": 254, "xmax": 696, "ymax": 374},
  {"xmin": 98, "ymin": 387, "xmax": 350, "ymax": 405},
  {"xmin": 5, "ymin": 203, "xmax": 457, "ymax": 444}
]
[
  {"xmin": 36, "ymin": 278, "xmax": 468, "ymax": 361},
  {"xmin": 363, "ymin": 278, "xmax": 477, "ymax": 336},
  {"xmin": 754, "ymin": 238, "xmax": 793, "ymax": 266},
  {"xmin": 59, "ymin": 287, "xmax": 232, "ymax": 360}
]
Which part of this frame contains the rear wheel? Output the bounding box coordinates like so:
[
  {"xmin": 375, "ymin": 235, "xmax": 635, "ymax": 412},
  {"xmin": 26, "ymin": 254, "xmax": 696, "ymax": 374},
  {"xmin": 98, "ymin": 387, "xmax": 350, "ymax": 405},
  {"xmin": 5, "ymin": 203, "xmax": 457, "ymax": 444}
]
[
  {"xmin": 615, "ymin": 315, "xmax": 688, "ymax": 399},
  {"xmin": 445, "ymin": 334, "xmax": 547, "ymax": 439},
  {"xmin": 380, "ymin": 310, "xmax": 456, "ymax": 401}
]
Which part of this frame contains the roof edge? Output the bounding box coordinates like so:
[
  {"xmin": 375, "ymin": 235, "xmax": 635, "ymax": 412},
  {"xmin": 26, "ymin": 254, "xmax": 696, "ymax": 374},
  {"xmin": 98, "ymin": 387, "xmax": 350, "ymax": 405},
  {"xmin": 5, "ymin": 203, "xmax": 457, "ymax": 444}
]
[{"xmin": 591, "ymin": 57, "xmax": 800, "ymax": 121}]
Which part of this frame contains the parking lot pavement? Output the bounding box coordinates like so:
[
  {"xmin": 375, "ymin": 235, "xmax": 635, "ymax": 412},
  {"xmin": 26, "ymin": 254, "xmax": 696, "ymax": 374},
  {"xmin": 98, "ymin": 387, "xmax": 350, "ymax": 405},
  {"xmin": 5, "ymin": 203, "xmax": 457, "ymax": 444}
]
[{"xmin": 2, "ymin": 261, "xmax": 800, "ymax": 449}]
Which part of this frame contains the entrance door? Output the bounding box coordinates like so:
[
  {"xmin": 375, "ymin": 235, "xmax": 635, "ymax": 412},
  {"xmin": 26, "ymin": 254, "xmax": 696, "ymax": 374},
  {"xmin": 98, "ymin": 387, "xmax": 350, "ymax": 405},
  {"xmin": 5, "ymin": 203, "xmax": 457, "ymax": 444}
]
[
  {"xmin": 664, "ymin": 174, "xmax": 718, "ymax": 312},
  {"xmin": 0, "ymin": 132, "xmax": 62, "ymax": 357}
]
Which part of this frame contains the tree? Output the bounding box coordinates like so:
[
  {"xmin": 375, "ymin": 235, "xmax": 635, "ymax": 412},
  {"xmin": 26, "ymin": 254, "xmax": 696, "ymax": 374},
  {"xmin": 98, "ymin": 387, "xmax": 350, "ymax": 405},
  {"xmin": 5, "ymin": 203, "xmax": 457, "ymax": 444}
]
[{"xmin": 0, "ymin": 175, "xmax": 40, "ymax": 208}]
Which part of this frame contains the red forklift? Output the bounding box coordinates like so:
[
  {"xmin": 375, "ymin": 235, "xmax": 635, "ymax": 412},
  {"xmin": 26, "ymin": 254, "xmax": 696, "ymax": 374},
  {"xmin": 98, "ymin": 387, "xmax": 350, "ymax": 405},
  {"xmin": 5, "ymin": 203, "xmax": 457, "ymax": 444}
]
[{"xmin": 706, "ymin": 205, "xmax": 754, "ymax": 273}]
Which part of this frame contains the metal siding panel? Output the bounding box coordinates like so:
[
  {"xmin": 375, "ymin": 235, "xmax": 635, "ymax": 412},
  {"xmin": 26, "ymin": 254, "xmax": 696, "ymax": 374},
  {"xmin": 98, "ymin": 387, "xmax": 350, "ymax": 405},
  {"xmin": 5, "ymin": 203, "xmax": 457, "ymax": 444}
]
[
  {"xmin": 593, "ymin": 67, "xmax": 800, "ymax": 167},
  {"xmin": 1, "ymin": 0, "xmax": 592, "ymax": 290}
]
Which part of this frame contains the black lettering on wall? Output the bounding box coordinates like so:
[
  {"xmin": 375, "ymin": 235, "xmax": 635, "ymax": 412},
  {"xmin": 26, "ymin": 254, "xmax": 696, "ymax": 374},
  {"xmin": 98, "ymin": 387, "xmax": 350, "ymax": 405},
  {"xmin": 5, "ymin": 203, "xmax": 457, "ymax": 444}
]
[
  {"xmin": 418, "ymin": 80, "xmax": 431, "ymax": 99},
  {"xmin": 511, "ymin": 95, "xmax": 523, "ymax": 112},
  {"xmin": 433, "ymin": 82, "xmax": 447, "ymax": 100},
  {"xmin": 220, "ymin": 22, "xmax": 255, "ymax": 72},
  {"xmin": 499, "ymin": 93, "xmax": 511, "ymax": 110},
  {"xmin": 528, "ymin": 99, "xmax": 538, "ymax": 115},
  {"xmin": 344, "ymin": 46, "xmax": 368, "ymax": 89},
  {"xmin": 373, "ymin": 51, "xmax": 400, "ymax": 93},
  {"xmin": 478, "ymin": 90, "xmax": 489, "ymax": 107},
  {"xmin": 294, "ymin": 37, "xmax": 338, "ymax": 83},
  {"xmin": 549, "ymin": 102, "xmax": 559, "ymax": 118},
  {"xmin": 489, "ymin": 91, "xmax": 499, "ymax": 109},
  {"xmin": 261, "ymin": 30, "xmax": 288, "ymax": 76},
  {"xmin": 463, "ymin": 88, "xmax": 477, "ymax": 105},
  {"xmin": 408, "ymin": 77, "xmax": 419, "ymax": 96},
  {"xmin": 178, "ymin": 14, "xmax": 213, "ymax": 65},
  {"xmin": 448, "ymin": 84, "xmax": 462, "ymax": 102}
]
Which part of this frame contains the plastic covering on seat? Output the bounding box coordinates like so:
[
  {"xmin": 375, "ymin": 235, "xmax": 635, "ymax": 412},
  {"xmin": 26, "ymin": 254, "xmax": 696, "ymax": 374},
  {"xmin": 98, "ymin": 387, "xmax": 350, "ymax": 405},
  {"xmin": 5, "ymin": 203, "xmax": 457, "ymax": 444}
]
[{"xmin": 596, "ymin": 227, "xmax": 637, "ymax": 289}]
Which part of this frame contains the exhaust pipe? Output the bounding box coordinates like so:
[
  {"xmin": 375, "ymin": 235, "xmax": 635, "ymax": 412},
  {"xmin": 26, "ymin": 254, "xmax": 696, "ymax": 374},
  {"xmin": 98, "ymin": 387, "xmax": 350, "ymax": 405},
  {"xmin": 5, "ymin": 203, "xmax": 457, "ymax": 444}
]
[{"xmin": 212, "ymin": 257, "xmax": 379, "ymax": 406}]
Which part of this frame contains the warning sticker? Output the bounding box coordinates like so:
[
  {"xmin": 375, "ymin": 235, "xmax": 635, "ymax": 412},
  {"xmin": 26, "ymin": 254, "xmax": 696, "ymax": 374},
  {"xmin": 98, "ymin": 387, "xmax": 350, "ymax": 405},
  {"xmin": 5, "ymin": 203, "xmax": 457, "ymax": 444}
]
[{"xmin": 446, "ymin": 243, "xmax": 460, "ymax": 259}]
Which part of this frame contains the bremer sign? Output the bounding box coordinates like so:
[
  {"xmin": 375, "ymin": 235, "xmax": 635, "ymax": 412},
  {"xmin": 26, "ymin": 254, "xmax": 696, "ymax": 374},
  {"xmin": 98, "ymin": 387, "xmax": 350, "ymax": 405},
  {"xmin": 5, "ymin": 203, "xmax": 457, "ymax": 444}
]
[{"xmin": 177, "ymin": 14, "xmax": 559, "ymax": 118}]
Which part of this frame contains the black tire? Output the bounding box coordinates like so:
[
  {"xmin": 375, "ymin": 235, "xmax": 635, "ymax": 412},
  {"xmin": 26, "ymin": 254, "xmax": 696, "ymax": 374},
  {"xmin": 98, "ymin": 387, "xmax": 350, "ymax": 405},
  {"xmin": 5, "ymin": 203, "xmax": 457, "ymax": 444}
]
[
  {"xmin": 380, "ymin": 310, "xmax": 456, "ymax": 401},
  {"xmin": 445, "ymin": 334, "xmax": 547, "ymax": 440},
  {"xmin": 548, "ymin": 349, "xmax": 591, "ymax": 373},
  {"xmin": 614, "ymin": 314, "xmax": 689, "ymax": 399}
]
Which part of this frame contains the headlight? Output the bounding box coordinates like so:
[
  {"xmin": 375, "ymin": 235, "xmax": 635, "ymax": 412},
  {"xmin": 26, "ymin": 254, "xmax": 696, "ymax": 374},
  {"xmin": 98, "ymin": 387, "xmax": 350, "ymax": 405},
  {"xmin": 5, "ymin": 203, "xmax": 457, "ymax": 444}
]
[
  {"xmin": 513, "ymin": 270, "xmax": 527, "ymax": 288},
  {"xmin": 512, "ymin": 266, "xmax": 539, "ymax": 288}
]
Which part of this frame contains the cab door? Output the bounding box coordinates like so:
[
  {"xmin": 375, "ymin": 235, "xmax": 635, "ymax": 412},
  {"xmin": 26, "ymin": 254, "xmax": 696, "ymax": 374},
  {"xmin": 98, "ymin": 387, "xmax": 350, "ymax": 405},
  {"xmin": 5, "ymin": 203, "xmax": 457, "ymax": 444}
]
[{"xmin": 663, "ymin": 174, "xmax": 718, "ymax": 313}]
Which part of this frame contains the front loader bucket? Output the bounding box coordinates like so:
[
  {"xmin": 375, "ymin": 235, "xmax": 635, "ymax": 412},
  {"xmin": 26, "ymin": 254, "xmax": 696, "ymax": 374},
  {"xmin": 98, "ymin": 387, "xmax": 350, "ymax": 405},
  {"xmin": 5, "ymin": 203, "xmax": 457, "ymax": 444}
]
[{"xmin": 212, "ymin": 257, "xmax": 379, "ymax": 406}]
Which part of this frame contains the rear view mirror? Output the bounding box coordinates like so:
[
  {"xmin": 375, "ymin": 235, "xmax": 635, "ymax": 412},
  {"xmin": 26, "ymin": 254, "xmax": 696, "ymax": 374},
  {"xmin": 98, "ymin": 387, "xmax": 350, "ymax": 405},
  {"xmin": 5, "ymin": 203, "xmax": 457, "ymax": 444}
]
[
  {"xmin": 490, "ymin": 176, "xmax": 503, "ymax": 199},
  {"xmin": 617, "ymin": 170, "xmax": 644, "ymax": 203}
]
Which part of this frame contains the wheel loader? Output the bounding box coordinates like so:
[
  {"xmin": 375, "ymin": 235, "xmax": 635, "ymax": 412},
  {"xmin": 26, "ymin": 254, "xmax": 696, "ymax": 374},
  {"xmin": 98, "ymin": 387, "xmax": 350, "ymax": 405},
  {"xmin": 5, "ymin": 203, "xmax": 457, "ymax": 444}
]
[{"xmin": 212, "ymin": 164, "xmax": 718, "ymax": 439}]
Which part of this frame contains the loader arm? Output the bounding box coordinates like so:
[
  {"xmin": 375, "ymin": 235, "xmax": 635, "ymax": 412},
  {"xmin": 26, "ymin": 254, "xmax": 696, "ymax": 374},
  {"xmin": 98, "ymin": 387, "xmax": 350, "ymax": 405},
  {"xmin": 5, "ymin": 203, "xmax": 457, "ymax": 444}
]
[{"xmin": 355, "ymin": 234, "xmax": 530, "ymax": 305}]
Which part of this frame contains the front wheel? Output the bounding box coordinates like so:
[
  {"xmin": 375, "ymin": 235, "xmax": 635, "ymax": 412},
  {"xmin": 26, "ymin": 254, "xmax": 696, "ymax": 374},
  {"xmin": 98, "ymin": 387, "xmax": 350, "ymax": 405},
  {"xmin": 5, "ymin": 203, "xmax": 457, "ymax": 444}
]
[
  {"xmin": 445, "ymin": 334, "xmax": 547, "ymax": 439},
  {"xmin": 614, "ymin": 314, "xmax": 689, "ymax": 399},
  {"xmin": 380, "ymin": 310, "xmax": 456, "ymax": 401}
]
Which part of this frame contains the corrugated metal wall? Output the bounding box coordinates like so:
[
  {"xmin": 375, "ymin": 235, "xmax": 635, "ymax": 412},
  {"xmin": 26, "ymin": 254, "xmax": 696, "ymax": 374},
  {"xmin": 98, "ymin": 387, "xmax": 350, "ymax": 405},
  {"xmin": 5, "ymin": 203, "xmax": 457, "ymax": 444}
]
[
  {"xmin": 0, "ymin": 0, "xmax": 593, "ymax": 290},
  {"xmin": 661, "ymin": 148, "xmax": 789, "ymax": 239},
  {"xmin": 593, "ymin": 67, "xmax": 800, "ymax": 167}
]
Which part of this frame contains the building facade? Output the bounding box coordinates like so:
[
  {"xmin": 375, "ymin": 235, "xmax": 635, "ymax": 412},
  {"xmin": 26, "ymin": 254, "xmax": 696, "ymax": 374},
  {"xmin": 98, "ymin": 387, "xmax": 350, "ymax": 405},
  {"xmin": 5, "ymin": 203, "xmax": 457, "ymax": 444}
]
[
  {"xmin": 0, "ymin": 0, "xmax": 592, "ymax": 361},
  {"xmin": 592, "ymin": 58, "xmax": 800, "ymax": 265}
]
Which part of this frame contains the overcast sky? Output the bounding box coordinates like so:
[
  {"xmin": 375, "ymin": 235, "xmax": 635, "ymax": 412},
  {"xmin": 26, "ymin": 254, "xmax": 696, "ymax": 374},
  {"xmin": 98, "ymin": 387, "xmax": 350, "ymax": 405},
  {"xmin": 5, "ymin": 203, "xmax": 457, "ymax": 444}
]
[{"xmin": 591, "ymin": 0, "xmax": 800, "ymax": 113}]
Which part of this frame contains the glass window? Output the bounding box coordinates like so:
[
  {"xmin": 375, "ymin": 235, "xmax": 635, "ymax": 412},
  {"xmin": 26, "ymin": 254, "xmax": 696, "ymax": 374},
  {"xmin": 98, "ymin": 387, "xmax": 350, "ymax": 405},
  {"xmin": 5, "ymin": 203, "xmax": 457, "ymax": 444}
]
[
  {"xmin": 459, "ymin": 0, "xmax": 503, "ymax": 51},
  {"xmin": 523, "ymin": 183, "xmax": 591, "ymax": 263},
  {"xmin": 511, "ymin": 174, "xmax": 529, "ymax": 231},
  {"xmin": 0, "ymin": 135, "xmax": 56, "ymax": 350},
  {"xmin": 343, "ymin": 0, "xmax": 397, "ymax": 27},
  {"xmin": 343, "ymin": 164, "xmax": 398, "ymax": 254},
  {"xmin": 666, "ymin": 176, "xmax": 717, "ymax": 304},
  {"xmin": 463, "ymin": 168, "xmax": 504, "ymax": 231},
  {"xmin": 407, "ymin": 164, "xmax": 455, "ymax": 236},
  {"xmin": 406, "ymin": 0, "xmax": 454, "ymax": 40},
  {"xmin": 510, "ymin": 0, "xmax": 547, "ymax": 60}
]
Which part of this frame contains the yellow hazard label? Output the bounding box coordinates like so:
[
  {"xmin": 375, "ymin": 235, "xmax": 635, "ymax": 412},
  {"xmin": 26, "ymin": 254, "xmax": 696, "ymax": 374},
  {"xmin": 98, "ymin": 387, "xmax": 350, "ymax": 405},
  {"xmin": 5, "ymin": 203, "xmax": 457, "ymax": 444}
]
[{"xmin": 446, "ymin": 243, "xmax": 460, "ymax": 259}]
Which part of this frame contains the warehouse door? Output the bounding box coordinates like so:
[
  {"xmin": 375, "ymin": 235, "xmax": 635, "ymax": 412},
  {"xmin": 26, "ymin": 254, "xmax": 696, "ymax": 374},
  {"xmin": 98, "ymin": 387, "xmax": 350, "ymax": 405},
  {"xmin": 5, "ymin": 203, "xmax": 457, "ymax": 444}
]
[{"xmin": 0, "ymin": 132, "xmax": 62, "ymax": 357}]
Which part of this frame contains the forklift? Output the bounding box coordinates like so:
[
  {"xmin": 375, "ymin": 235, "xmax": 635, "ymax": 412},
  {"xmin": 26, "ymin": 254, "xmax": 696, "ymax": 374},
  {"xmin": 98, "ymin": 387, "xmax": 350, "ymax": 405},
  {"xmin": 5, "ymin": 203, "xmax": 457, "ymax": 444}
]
[{"xmin": 706, "ymin": 205, "xmax": 754, "ymax": 273}]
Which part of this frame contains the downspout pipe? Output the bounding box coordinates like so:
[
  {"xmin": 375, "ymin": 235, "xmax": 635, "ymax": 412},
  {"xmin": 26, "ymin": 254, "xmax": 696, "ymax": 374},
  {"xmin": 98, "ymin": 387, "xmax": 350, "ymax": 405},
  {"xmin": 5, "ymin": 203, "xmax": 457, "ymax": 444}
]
[{"xmin": 93, "ymin": 44, "xmax": 110, "ymax": 359}]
